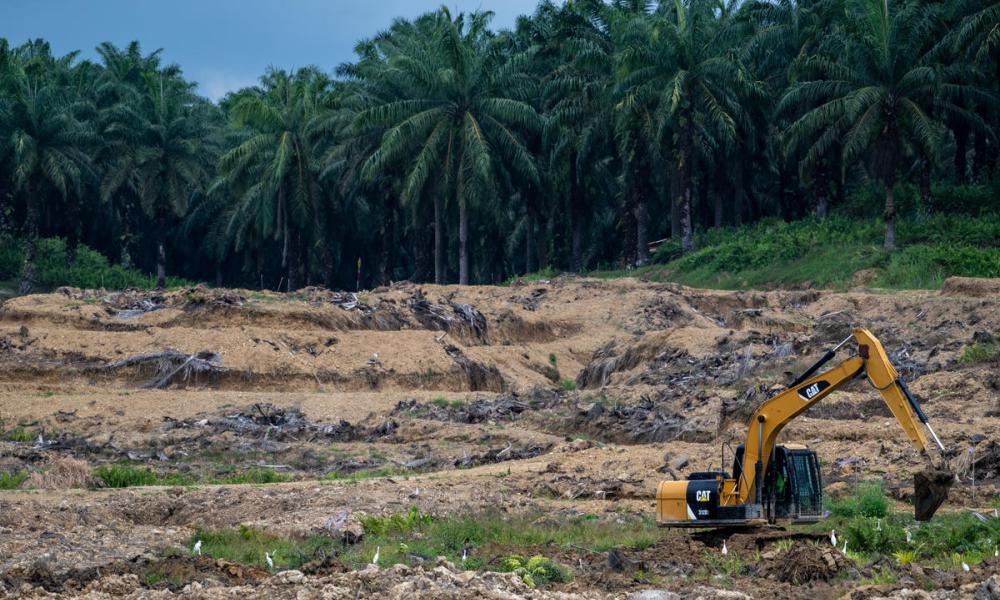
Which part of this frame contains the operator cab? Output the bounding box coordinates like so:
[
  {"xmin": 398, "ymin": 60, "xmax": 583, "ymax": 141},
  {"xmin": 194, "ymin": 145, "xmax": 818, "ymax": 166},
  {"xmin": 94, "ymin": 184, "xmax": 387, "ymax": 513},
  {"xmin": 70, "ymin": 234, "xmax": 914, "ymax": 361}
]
[{"xmin": 732, "ymin": 443, "xmax": 824, "ymax": 523}]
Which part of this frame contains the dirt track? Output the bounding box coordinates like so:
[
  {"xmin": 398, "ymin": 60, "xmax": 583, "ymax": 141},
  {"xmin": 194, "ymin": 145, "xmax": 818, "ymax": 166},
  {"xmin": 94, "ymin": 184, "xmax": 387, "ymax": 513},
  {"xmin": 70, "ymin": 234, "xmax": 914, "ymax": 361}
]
[{"xmin": 1, "ymin": 277, "xmax": 999, "ymax": 598}]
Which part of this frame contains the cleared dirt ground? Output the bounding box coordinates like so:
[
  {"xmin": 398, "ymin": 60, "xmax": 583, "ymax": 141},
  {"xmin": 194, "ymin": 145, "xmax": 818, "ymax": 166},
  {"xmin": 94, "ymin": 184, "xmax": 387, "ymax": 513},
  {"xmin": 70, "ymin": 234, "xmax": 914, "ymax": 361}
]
[{"xmin": 1, "ymin": 277, "xmax": 999, "ymax": 598}]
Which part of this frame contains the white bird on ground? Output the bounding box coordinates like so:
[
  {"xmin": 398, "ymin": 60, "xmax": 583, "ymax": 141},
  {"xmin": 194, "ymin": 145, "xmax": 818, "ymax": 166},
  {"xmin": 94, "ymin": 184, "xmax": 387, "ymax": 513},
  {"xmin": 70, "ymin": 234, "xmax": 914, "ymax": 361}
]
[
  {"xmin": 462, "ymin": 547, "xmax": 468, "ymax": 562},
  {"xmin": 372, "ymin": 546, "xmax": 380, "ymax": 565},
  {"xmin": 876, "ymin": 518, "xmax": 882, "ymax": 531},
  {"xmin": 192, "ymin": 540, "xmax": 202, "ymax": 556},
  {"xmin": 265, "ymin": 552, "xmax": 274, "ymax": 571},
  {"xmin": 830, "ymin": 530, "xmax": 837, "ymax": 547},
  {"xmin": 721, "ymin": 540, "xmax": 728, "ymax": 556},
  {"xmin": 962, "ymin": 561, "xmax": 970, "ymax": 572},
  {"xmin": 905, "ymin": 529, "xmax": 912, "ymax": 544},
  {"xmin": 841, "ymin": 540, "xmax": 848, "ymax": 556}
]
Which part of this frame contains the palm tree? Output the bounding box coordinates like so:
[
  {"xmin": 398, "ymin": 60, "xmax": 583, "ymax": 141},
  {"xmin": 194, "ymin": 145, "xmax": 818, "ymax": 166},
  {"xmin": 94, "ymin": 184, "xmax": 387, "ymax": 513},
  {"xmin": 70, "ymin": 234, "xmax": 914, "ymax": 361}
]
[
  {"xmin": 781, "ymin": 0, "xmax": 990, "ymax": 249},
  {"xmin": 530, "ymin": 0, "xmax": 615, "ymax": 272},
  {"xmin": 613, "ymin": 1, "xmax": 762, "ymax": 256},
  {"xmin": 133, "ymin": 73, "xmax": 210, "ymax": 288},
  {"xmin": 217, "ymin": 67, "xmax": 328, "ymax": 291},
  {"xmin": 1, "ymin": 41, "xmax": 93, "ymax": 294},
  {"xmin": 358, "ymin": 9, "xmax": 541, "ymax": 285},
  {"xmin": 95, "ymin": 41, "xmax": 178, "ymax": 268},
  {"xmin": 744, "ymin": 0, "xmax": 844, "ymax": 218}
]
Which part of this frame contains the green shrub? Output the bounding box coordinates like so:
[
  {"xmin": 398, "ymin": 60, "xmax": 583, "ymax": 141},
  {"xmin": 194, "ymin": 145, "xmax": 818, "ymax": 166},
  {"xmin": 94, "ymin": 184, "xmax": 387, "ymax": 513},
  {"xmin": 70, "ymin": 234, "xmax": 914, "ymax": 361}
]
[
  {"xmin": 359, "ymin": 507, "xmax": 432, "ymax": 536},
  {"xmin": 959, "ymin": 342, "xmax": 1000, "ymax": 364},
  {"xmin": 560, "ymin": 379, "xmax": 577, "ymax": 391},
  {"xmin": 828, "ymin": 481, "xmax": 889, "ymax": 518},
  {"xmin": 220, "ymin": 468, "xmax": 291, "ymax": 485},
  {"xmin": 500, "ymin": 554, "xmax": 572, "ymax": 588},
  {"xmin": 0, "ymin": 236, "xmax": 190, "ymax": 291},
  {"xmin": 651, "ymin": 239, "xmax": 683, "ymax": 264},
  {"xmin": 0, "ymin": 470, "xmax": 27, "ymax": 489},
  {"xmin": 2, "ymin": 428, "xmax": 33, "ymax": 442},
  {"xmin": 93, "ymin": 463, "xmax": 195, "ymax": 488}
]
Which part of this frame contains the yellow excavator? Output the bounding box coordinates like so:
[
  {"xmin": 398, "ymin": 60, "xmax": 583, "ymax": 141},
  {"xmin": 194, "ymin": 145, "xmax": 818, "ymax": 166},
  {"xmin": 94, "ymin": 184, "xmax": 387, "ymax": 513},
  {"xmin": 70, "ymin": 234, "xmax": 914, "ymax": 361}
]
[{"xmin": 656, "ymin": 328, "xmax": 952, "ymax": 527}]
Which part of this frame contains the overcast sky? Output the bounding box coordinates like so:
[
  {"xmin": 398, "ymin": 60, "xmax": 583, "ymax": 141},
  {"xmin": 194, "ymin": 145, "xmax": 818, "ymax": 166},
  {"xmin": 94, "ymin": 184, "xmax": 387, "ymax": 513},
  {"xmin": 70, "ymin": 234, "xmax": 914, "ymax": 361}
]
[{"xmin": 3, "ymin": 1, "xmax": 546, "ymax": 101}]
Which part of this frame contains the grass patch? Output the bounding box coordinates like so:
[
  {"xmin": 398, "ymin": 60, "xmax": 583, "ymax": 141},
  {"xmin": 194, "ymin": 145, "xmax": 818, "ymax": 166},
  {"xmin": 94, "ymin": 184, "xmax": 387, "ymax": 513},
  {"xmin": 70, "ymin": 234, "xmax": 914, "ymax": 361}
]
[
  {"xmin": 323, "ymin": 466, "xmax": 412, "ymax": 482},
  {"xmin": 559, "ymin": 379, "xmax": 577, "ymax": 391},
  {"xmin": 0, "ymin": 470, "xmax": 27, "ymax": 489},
  {"xmin": 430, "ymin": 397, "xmax": 466, "ymax": 410},
  {"xmin": 219, "ymin": 468, "xmax": 291, "ymax": 485},
  {"xmin": 190, "ymin": 525, "xmax": 335, "ymax": 570},
  {"xmin": 339, "ymin": 509, "xmax": 663, "ymax": 571},
  {"xmin": 93, "ymin": 464, "xmax": 196, "ymax": 488},
  {"xmin": 502, "ymin": 266, "xmax": 562, "ymax": 286},
  {"xmin": 828, "ymin": 481, "xmax": 889, "ymax": 518},
  {"xmin": 959, "ymin": 340, "xmax": 1000, "ymax": 364},
  {"xmin": 2, "ymin": 428, "xmax": 34, "ymax": 442}
]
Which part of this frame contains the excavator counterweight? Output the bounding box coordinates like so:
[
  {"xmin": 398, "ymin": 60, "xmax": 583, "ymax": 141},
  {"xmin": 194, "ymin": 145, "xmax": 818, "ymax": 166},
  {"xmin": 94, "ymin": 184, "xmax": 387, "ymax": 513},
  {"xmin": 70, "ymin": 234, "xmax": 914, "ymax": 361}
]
[{"xmin": 656, "ymin": 328, "xmax": 951, "ymax": 527}]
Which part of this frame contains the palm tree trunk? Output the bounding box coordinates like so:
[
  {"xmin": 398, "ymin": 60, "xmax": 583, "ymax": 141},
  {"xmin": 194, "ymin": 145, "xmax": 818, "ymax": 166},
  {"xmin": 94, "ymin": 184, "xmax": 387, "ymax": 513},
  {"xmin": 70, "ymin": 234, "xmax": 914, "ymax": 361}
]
[
  {"xmin": 954, "ymin": 122, "xmax": 969, "ymax": 183},
  {"xmin": 287, "ymin": 227, "xmax": 300, "ymax": 292},
  {"xmin": 678, "ymin": 112, "xmax": 695, "ymax": 255},
  {"xmin": 458, "ymin": 196, "xmax": 469, "ymax": 285},
  {"xmin": 670, "ymin": 164, "xmax": 681, "ymax": 238},
  {"xmin": 973, "ymin": 129, "xmax": 987, "ymax": 181},
  {"xmin": 920, "ymin": 158, "xmax": 932, "ymax": 212},
  {"xmin": 569, "ymin": 153, "xmax": 584, "ymax": 272},
  {"xmin": 379, "ymin": 200, "xmax": 392, "ymax": 285},
  {"xmin": 433, "ymin": 193, "xmax": 444, "ymax": 284},
  {"xmin": 19, "ymin": 193, "xmax": 39, "ymax": 295},
  {"xmin": 635, "ymin": 199, "xmax": 649, "ymax": 266},
  {"xmin": 525, "ymin": 197, "xmax": 536, "ymax": 274},
  {"xmin": 814, "ymin": 162, "xmax": 829, "ymax": 219},
  {"xmin": 155, "ymin": 214, "xmax": 167, "ymax": 290},
  {"xmin": 883, "ymin": 184, "xmax": 896, "ymax": 251},
  {"xmin": 121, "ymin": 202, "xmax": 134, "ymax": 270}
]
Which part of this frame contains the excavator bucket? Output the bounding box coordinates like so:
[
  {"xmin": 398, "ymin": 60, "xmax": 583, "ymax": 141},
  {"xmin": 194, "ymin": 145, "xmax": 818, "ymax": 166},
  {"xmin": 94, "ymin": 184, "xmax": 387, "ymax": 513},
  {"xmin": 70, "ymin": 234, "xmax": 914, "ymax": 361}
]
[{"xmin": 913, "ymin": 468, "xmax": 953, "ymax": 521}]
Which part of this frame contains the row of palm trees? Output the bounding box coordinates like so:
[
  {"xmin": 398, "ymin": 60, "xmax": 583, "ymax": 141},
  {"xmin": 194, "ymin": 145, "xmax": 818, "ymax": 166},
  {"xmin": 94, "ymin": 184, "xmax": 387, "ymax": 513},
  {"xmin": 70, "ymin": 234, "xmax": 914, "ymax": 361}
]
[{"xmin": 1, "ymin": 0, "xmax": 998, "ymax": 292}]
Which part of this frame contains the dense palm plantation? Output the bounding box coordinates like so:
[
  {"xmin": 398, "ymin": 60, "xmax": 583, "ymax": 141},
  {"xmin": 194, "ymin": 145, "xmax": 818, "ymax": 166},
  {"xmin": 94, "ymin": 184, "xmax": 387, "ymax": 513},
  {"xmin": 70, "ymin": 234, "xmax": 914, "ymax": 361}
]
[{"xmin": 0, "ymin": 0, "xmax": 998, "ymax": 291}]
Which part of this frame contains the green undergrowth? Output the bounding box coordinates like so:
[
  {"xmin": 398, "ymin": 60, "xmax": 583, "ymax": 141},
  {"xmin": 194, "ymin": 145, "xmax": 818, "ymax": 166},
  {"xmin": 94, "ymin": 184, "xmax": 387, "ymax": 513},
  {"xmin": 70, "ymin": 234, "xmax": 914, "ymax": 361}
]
[
  {"xmin": 337, "ymin": 508, "xmax": 662, "ymax": 571},
  {"xmin": 586, "ymin": 213, "xmax": 1000, "ymax": 290},
  {"xmin": 959, "ymin": 334, "xmax": 1000, "ymax": 364},
  {"xmin": 0, "ymin": 236, "xmax": 190, "ymax": 291},
  {"xmin": 92, "ymin": 463, "xmax": 294, "ymax": 488},
  {"xmin": 0, "ymin": 470, "xmax": 28, "ymax": 489},
  {"xmin": 807, "ymin": 481, "xmax": 1000, "ymax": 569},
  {"xmin": 190, "ymin": 508, "xmax": 662, "ymax": 585},
  {"xmin": 187, "ymin": 525, "xmax": 335, "ymax": 570},
  {"xmin": 323, "ymin": 466, "xmax": 414, "ymax": 482}
]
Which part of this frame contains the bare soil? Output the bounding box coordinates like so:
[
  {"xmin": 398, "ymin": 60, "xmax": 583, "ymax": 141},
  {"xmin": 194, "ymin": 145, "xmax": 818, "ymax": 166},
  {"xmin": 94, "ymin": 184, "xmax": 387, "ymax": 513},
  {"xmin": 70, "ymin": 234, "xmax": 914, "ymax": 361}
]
[{"xmin": 1, "ymin": 277, "xmax": 999, "ymax": 598}]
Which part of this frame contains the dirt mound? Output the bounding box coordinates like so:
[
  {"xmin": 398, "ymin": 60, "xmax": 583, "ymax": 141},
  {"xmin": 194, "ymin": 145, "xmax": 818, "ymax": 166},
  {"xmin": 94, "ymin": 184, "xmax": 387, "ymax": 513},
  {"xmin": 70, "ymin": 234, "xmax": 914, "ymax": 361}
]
[
  {"xmin": 761, "ymin": 541, "xmax": 850, "ymax": 583},
  {"xmin": 940, "ymin": 277, "xmax": 1000, "ymax": 297}
]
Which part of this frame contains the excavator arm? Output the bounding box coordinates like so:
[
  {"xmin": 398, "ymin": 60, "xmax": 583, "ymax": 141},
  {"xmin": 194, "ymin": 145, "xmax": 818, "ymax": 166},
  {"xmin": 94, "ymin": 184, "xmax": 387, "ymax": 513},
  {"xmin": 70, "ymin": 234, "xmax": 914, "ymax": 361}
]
[{"xmin": 734, "ymin": 328, "xmax": 945, "ymax": 507}]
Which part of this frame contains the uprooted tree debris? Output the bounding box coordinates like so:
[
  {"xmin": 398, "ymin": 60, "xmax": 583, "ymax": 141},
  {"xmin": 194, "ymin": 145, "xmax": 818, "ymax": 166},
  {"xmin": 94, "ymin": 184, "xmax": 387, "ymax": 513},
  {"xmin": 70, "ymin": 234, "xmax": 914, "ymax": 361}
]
[
  {"xmin": 162, "ymin": 403, "xmax": 397, "ymax": 443},
  {"xmin": 408, "ymin": 291, "xmax": 489, "ymax": 344},
  {"xmin": 392, "ymin": 394, "xmax": 535, "ymax": 423},
  {"xmin": 566, "ymin": 397, "xmax": 714, "ymax": 444},
  {"xmin": 101, "ymin": 349, "xmax": 227, "ymax": 389}
]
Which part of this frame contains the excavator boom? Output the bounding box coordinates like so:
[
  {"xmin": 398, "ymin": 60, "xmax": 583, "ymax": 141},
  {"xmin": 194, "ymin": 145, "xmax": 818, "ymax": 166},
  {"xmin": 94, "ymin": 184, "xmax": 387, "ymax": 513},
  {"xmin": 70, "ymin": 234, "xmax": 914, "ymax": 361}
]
[{"xmin": 656, "ymin": 328, "xmax": 951, "ymax": 527}]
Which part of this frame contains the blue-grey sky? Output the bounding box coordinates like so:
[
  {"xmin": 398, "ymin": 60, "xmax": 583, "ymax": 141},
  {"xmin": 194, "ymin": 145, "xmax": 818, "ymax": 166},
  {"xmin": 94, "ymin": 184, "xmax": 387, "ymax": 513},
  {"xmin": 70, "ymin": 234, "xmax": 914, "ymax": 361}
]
[{"xmin": 3, "ymin": 1, "xmax": 545, "ymax": 101}]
